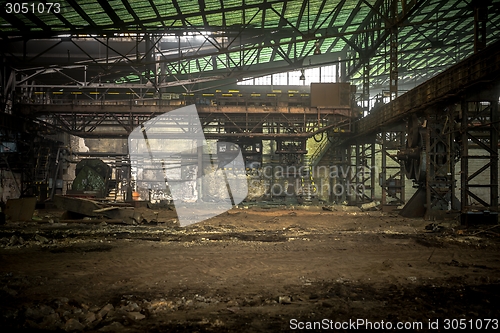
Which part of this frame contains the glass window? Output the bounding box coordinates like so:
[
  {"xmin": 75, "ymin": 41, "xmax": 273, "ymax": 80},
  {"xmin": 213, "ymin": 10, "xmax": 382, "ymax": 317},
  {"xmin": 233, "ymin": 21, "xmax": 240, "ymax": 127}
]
[
  {"xmin": 237, "ymin": 64, "xmax": 337, "ymax": 85},
  {"xmin": 320, "ymin": 65, "xmax": 336, "ymax": 83},
  {"xmin": 272, "ymin": 72, "xmax": 288, "ymax": 85},
  {"xmin": 288, "ymin": 70, "xmax": 302, "ymax": 85},
  {"xmin": 304, "ymin": 67, "xmax": 320, "ymax": 85},
  {"xmin": 238, "ymin": 78, "xmax": 254, "ymax": 85},
  {"xmin": 254, "ymin": 75, "xmax": 272, "ymax": 85}
]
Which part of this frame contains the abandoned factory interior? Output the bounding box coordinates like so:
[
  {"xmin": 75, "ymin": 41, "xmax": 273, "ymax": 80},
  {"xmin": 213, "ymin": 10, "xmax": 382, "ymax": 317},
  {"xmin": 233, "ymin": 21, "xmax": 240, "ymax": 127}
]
[{"xmin": 1, "ymin": 0, "xmax": 500, "ymax": 332}]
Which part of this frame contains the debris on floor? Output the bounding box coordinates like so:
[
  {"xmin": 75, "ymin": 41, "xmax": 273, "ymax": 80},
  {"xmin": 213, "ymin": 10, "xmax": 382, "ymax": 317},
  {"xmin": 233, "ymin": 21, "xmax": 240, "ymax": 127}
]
[
  {"xmin": 1, "ymin": 206, "xmax": 499, "ymax": 332},
  {"xmin": 53, "ymin": 195, "xmax": 137, "ymax": 224},
  {"xmin": 4, "ymin": 197, "xmax": 37, "ymax": 221},
  {"xmin": 360, "ymin": 201, "xmax": 380, "ymax": 211}
]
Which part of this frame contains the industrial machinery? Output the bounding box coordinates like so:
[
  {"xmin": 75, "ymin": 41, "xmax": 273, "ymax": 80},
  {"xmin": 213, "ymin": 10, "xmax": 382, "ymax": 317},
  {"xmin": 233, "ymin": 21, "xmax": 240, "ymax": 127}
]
[
  {"xmin": 397, "ymin": 114, "xmax": 460, "ymax": 218},
  {"xmin": 68, "ymin": 159, "xmax": 113, "ymax": 198},
  {"xmin": 398, "ymin": 115, "xmax": 429, "ymax": 183}
]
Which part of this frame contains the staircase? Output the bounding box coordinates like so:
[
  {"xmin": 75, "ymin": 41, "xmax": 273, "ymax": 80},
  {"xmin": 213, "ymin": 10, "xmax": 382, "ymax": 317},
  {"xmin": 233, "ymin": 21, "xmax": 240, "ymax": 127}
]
[
  {"xmin": 309, "ymin": 136, "xmax": 333, "ymax": 167},
  {"xmin": 35, "ymin": 146, "xmax": 51, "ymax": 182},
  {"xmin": 107, "ymin": 156, "xmax": 124, "ymax": 201},
  {"xmin": 296, "ymin": 156, "xmax": 317, "ymax": 203}
]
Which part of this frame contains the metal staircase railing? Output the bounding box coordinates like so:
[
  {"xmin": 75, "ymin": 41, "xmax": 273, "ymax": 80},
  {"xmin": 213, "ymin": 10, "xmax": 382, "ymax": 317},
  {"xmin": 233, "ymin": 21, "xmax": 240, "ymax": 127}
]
[
  {"xmin": 297, "ymin": 156, "xmax": 317, "ymax": 202},
  {"xmin": 309, "ymin": 136, "xmax": 333, "ymax": 167},
  {"xmin": 35, "ymin": 146, "xmax": 51, "ymax": 182}
]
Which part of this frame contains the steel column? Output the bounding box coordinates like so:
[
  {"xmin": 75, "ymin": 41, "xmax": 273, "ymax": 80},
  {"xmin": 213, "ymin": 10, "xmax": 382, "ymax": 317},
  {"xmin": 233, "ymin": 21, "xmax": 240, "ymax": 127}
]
[
  {"xmin": 460, "ymin": 98, "xmax": 499, "ymax": 224},
  {"xmin": 354, "ymin": 140, "xmax": 376, "ymax": 204},
  {"xmin": 424, "ymin": 110, "xmax": 457, "ymax": 220},
  {"xmin": 380, "ymin": 126, "xmax": 405, "ymax": 210}
]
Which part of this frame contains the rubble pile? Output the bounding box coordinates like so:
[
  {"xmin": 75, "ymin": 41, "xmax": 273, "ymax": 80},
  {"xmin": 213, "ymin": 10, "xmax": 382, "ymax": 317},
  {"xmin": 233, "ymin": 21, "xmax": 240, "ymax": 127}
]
[
  {"xmin": 0, "ymin": 206, "xmax": 499, "ymax": 332},
  {"xmin": 15, "ymin": 298, "xmax": 146, "ymax": 331},
  {"xmin": 2, "ymin": 292, "xmax": 299, "ymax": 332}
]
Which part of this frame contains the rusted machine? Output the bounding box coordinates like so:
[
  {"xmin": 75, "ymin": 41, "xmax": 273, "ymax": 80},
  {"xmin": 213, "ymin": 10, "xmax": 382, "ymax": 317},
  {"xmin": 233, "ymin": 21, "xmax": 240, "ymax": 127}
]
[
  {"xmin": 397, "ymin": 114, "xmax": 460, "ymax": 218},
  {"xmin": 68, "ymin": 159, "xmax": 113, "ymax": 198}
]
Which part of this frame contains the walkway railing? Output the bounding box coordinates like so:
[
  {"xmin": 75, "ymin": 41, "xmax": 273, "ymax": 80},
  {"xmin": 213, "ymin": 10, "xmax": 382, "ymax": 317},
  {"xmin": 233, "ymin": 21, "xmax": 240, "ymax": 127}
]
[{"xmin": 354, "ymin": 39, "xmax": 500, "ymax": 138}]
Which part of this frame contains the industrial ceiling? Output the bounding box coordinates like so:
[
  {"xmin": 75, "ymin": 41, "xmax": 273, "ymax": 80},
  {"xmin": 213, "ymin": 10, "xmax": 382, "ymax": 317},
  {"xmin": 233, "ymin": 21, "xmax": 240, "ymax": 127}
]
[{"xmin": 1, "ymin": 0, "xmax": 500, "ymax": 94}]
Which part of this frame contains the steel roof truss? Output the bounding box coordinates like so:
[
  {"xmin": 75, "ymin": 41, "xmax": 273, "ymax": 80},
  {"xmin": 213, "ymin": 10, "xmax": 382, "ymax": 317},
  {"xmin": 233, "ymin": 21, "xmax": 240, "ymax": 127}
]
[
  {"xmin": 97, "ymin": 0, "xmax": 125, "ymax": 26},
  {"xmin": 147, "ymin": 0, "xmax": 162, "ymax": 21},
  {"xmin": 120, "ymin": 0, "xmax": 143, "ymax": 26},
  {"xmin": 347, "ymin": 0, "xmax": 423, "ymax": 79},
  {"xmin": 65, "ymin": 0, "xmax": 97, "ymax": 28}
]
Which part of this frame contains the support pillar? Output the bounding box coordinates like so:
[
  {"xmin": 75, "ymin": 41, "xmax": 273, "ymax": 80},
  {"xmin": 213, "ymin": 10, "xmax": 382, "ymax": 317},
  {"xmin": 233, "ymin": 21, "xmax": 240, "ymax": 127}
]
[
  {"xmin": 389, "ymin": 0, "xmax": 398, "ymax": 101},
  {"xmin": 460, "ymin": 98, "xmax": 499, "ymax": 224},
  {"xmin": 380, "ymin": 125, "xmax": 405, "ymax": 210},
  {"xmin": 424, "ymin": 110, "xmax": 457, "ymax": 220},
  {"xmin": 197, "ymin": 139, "xmax": 203, "ymax": 202},
  {"xmin": 354, "ymin": 140, "xmax": 376, "ymax": 203},
  {"xmin": 473, "ymin": 0, "xmax": 489, "ymax": 53},
  {"xmin": 332, "ymin": 145, "xmax": 350, "ymax": 204},
  {"xmin": 362, "ymin": 64, "xmax": 370, "ymax": 116}
]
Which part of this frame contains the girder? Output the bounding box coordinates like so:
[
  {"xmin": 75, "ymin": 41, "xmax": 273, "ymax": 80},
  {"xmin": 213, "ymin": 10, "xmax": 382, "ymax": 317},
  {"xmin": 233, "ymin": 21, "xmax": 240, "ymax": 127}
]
[
  {"xmin": 353, "ymin": 39, "xmax": 500, "ymax": 140},
  {"xmin": 16, "ymin": 91, "xmax": 354, "ymax": 140}
]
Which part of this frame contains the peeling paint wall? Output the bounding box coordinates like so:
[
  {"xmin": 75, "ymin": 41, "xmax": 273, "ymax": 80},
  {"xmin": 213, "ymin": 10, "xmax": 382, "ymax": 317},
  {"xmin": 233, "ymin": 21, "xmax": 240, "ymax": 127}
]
[
  {"xmin": 246, "ymin": 177, "xmax": 268, "ymax": 200},
  {"xmin": 0, "ymin": 170, "xmax": 21, "ymax": 202},
  {"xmin": 84, "ymin": 138, "xmax": 128, "ymax": 154},
  {"xmin": 201, "ymin": 164, "xmax": 226, "ymax": 200},
  {"xmin": 69, "ymin": 136, "xmax": 89, "ymax": 154}
]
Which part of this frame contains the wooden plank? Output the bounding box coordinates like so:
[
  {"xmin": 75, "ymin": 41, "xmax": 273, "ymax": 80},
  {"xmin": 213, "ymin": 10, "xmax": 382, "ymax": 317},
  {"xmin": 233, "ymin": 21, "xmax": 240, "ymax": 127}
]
[{"xmin": 5, "ymin": 197, "xmax": 37, "ymax": 221}]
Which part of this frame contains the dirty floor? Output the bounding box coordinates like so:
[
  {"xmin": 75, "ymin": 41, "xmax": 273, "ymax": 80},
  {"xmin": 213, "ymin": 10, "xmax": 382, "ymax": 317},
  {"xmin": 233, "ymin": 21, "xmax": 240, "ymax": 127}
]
[{"xmin": 1, "ymin": 207, "xmax": 499, "ymax": 332}]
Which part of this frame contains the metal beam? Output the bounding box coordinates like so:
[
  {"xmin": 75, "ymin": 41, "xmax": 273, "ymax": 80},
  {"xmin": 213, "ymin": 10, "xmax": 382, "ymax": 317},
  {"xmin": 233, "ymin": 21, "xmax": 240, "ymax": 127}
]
[
  {"xmin": 353, "ymin": 39, "xmax": 500, "ymax": 139},
  {"xmin": 65, "ymin": 0, "xmax": 97, "ymax": 28},
  {"xmin": 97, "ymin": 0, "xmax": 125, "ymax": 26},
  {"xmin": 347, "ymin": 0, "xmax": 423, "ymax": 80},
  {"xmin": 120, "ymin": 0, "xmax": 143, "ymax": 27}
]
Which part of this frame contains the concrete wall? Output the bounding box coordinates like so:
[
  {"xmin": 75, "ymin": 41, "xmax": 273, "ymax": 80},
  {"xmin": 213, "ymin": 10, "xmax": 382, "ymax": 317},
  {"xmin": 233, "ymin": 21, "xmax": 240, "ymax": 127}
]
[{"xmin": 84, "ymin": 138, "xmax": 128, "ymax": 154}]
